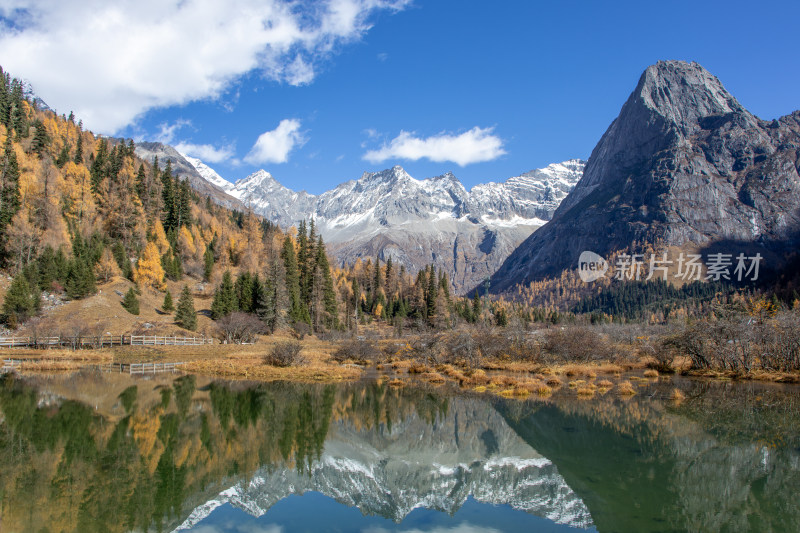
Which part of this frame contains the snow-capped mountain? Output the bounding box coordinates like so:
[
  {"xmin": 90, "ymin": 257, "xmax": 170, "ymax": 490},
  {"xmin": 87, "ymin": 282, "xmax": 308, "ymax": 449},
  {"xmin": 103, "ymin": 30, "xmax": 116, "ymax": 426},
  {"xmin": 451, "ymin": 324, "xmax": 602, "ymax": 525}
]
[
  {"xmin": 180, "ymin": 153, "xmax": 234, "ymax": 193},
  {"xmin": 174, "ymin": 397, "xmax": 593, "ymax": 530},
  {"xmin": 182, "ymin": 157, "xmax": 585, "ymax": 291}
]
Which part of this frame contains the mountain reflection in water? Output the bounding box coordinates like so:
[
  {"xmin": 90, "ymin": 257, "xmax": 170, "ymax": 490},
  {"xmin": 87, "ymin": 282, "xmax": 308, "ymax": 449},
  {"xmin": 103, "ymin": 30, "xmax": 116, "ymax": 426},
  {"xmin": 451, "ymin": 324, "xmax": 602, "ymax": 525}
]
[{"xmin": 0, "ymin": 372, "xmax": 798, "ymax": 532}]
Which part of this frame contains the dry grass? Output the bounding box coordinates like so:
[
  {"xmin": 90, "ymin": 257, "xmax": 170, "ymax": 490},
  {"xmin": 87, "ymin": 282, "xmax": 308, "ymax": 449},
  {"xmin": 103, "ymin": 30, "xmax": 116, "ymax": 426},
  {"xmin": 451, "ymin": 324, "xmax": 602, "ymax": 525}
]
[
  {"xmin": 576, "ymin": 386, "xmax": 596, "ymax": 397},
  {"xmin": 546, "ymin": 376, "xmax": 562, "ymax": 387},
  {"xmin": 407, "ymin": 362, "xmax": 433, "ymax": 374},
  {"xmin": 597, "ymin": 379, "xmax": 614, "ymax": 389},
  {"xmin": 669, "ymin": 388, "xmax": 686, "ymax": 402},
  {"xmin": 644, "ymin": 369, "xmax": 659, "ymax": 378},
  {"xmin": 387, "ymin": 378, "xmax": 405, "ymax": 388},
  {"xmin": 420, "ymin": 372, "xmax": 446, "ymax": 384},
  {"xmin": 617, "ymin": 381, "xmax": 636, "ymax": 395},
  {"xmin": 568, "ymin": 379, "xmax": 586, "ymax": 388},
  {"xmin": 534, "ymin": 384, "xmax": 552, "ymax": 396}
]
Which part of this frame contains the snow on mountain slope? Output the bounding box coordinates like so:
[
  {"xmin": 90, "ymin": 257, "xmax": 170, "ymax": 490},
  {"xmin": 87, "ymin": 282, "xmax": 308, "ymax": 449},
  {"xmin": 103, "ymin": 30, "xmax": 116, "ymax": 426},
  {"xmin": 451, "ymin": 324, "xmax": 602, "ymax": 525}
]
[
  {"xmin": 188, "ymin": 159, "xmax": 585, "ymax": 292},
  {"xmin": 180, "ymin": 153, "xmax": 234, "ymax": 193}
]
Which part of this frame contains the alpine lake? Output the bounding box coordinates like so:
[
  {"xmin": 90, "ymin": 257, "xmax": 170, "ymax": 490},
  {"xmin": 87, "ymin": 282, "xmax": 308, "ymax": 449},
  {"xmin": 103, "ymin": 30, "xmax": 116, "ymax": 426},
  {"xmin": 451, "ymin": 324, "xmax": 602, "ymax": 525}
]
[{"xmin": 0, "ymin": 368, "xmax": 798, "ymax": 533}]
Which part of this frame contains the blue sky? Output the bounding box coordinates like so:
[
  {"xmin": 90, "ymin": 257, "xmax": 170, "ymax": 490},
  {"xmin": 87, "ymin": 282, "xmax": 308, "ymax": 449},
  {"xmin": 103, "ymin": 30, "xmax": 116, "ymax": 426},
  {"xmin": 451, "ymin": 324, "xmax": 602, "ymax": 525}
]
[{"xmin": 2, "ymin": 0, "xmax": 798, "ymax": 193}]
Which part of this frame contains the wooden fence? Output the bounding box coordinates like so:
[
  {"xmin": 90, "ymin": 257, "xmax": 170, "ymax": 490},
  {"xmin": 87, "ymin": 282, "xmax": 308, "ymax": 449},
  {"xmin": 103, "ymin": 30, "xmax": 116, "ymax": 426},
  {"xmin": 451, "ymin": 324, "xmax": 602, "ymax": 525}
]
[
  {"xmin": 0, "ymin": 334, "xmax": 212, "ymax": 349},
  {"xmin": 1, "ymin": 359, "xmax": 21, "ymax": 372},
  {"xmin": 129, "ymin": 335, "xmax": 213, "ymax": 346},
  {"xmin": 101, "ymin": 362, "xmax": 186, "ymax": 375}
]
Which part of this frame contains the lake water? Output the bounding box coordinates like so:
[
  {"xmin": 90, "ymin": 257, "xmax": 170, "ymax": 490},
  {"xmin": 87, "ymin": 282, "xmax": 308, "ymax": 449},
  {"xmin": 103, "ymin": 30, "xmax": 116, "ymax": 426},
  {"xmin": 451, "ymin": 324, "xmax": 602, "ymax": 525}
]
[{"xmin": 0, "ymin": 371, "xmax": 798, "ymax": 532}]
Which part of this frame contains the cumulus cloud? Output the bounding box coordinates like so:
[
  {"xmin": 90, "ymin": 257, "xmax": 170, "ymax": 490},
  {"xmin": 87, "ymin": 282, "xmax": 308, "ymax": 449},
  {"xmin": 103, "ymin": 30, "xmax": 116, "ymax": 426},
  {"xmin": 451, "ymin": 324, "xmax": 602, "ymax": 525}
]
[
  {"xmin": 0, "ymin": 0, "xmax": 410, "ymax": 133},
  {"xmin": 245, "ymin": 119, "xmax": 307, "ymax": 164},
  {"xmin": 154, "ymin": 119, "xmax": 192, "ymax": 144},
  {"xmin": 362, "ymin": 127, "xmax": 507, "ymax": 166}
]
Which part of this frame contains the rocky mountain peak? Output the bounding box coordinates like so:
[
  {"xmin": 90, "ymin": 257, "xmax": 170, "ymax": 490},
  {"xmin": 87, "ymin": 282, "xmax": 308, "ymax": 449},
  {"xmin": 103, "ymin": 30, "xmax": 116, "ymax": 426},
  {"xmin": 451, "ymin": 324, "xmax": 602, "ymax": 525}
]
[
  {"xmin": 488, "ymin": 61, "xmax": 800, "ymax": 292},
  {"xmin": 637, "ymin": 60, "xmax": 749, "ymax": 133},
  {"xmin": 358, "ymin": 165, "xmax": 415, "ymax": 188}
]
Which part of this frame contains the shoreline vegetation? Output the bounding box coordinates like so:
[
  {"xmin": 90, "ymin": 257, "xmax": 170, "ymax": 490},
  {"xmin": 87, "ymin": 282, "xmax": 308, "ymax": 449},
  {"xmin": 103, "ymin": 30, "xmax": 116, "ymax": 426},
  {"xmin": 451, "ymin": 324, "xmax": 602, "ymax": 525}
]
[{"xmin": 4, "ymin": 307, "xmax": 799, "ymax": 399}]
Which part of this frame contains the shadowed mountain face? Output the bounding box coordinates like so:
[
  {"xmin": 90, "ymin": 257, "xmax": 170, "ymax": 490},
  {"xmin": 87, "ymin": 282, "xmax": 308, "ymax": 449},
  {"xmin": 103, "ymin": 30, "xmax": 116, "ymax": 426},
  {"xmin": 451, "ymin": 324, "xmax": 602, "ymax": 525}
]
[
  {"xmin": 489, "ymin": 60, "xmax": 800, "ymax": 293},
  {"xmin": 497, "ymin": 379, "xmax": 800, "ymax": 532}
]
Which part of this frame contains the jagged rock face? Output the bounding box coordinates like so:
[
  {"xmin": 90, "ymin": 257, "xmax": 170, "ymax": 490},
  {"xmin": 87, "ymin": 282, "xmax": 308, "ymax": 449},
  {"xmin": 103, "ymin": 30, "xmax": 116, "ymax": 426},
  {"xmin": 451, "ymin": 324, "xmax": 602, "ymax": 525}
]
[
  {"xmin": 489, "ymin": 61, "xmax": 800, "ymax": 292},
  {"xmin": 133, "ymin": 142, "xmax": 245, "ymax": 210},
  {"xmin": 190, "ymin": 161, "xmax": 584, "ymax": 293},
  {"xmin": 175, "ymin": 397, "xmax": 593, "ymax": 530}
]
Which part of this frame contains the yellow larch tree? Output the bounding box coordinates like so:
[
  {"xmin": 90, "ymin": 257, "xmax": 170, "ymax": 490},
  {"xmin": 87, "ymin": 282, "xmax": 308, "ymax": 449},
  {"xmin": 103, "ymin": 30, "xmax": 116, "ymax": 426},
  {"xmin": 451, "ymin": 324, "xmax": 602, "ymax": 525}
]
[
  {"xmin": 134, "ymin": 241, "xmax": 166, "ymax": 291},
  {"xmin": 151, "ymin": 220, "xmax": 170, "ymax": 255}
]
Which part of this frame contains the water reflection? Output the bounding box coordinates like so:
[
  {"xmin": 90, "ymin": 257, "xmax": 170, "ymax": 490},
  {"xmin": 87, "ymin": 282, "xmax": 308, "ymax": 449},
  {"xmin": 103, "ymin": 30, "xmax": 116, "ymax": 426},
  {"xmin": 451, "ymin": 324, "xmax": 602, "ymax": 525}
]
[{"xmin": 0, "ymin": 372, "xmax": 798, "ymax": 532}]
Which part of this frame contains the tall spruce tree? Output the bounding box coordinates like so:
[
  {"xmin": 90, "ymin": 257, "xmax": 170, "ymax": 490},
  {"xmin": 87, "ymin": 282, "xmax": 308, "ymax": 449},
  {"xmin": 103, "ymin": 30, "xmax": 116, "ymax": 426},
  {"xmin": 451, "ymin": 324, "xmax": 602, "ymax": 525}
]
[
  {"xmin": 0, "ymin": 137, "xmax": 21, "ymax": 262},
  {"xmin": 281, "ymin": 235, "xmax": 303, "ymax": 324},
  {"xmin": 122, "ymin": 287, "xmax": 140, "ymax": 315},
  {"xmin": 162, "ymin": 289, "xmax": 174, "ymax": 312},
  {"xmin": 73, "ymin": 134, "xmax": 83, "ymax": 164},
  {"xmin": 175, "ymin": 285, "xmax": 197, "ymax": 331},
  {"xmin": 210, "ymin": 270, "xmax": 237, "ymax": 319},
  {"xmin": 316, "ymin": 236, "xmax": 338, "ymax": 330},
  {"xmin": 2, "ymin": 272, "xmax": 40, "ymax": 326}
]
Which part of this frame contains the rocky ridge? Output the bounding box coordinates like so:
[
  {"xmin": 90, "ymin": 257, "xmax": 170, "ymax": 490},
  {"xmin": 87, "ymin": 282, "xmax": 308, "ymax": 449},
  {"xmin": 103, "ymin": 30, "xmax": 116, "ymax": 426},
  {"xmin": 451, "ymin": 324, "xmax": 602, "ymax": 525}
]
[{"xmin": 489, "ymin": 60, "xmax": 800, "ymax": 292}]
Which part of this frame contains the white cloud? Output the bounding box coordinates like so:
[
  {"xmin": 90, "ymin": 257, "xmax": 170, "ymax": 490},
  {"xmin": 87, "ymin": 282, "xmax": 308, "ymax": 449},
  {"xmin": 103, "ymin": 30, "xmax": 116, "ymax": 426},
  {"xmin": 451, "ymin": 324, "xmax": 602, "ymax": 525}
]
[
  {"xmin": 155, "ymin": 119, "xmax": 192, "ymax": 144},
  {"xmin": 362, "ymin": 127, "xmax": 507, "ymax": 166},
  {"xmin": 174, "ymin": 141, "xmax": 236, "ymax": 164},
  {"xmin": 245, "ymin": 119, "xmax": 307, "ymax": 164},
  {"xmin": 0, "ymin": 0, "xmax": 411, "ymax": 133}
]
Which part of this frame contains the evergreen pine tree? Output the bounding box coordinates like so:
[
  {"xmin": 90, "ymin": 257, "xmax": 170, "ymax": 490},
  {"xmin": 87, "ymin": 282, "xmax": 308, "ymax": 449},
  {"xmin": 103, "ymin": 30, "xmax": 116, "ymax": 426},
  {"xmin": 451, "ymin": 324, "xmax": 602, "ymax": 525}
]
[
  {"xmin": 281, "ymin": 235, "xmax": 303, "ymax": 323},
  {"xmin": 203, "ymin": 244, "xmax": 214, "ymax": 281},
  {"xmin": 426, "ymin": 266, "xmax": 437, "ymax": 318},
  {"xmin": 0, "ymin": 136, "xmax": 21, "ymax": 261},
  {"xmin": 90, "ymin": 139, "xmax": 108, "ymax": 194},
  {"xmin": 65, "ymin": 256, "xmax": 96, "ymax": 300},
  {"xmin": 2, "ymin": 272, "xmax": 40, "ymax": 326},
  {"xmin": 471, "ymin": 291, "xmax": 481, "ymax": 323},
  {"xmin": 31, "ymin": 120, "xmax": 49, "ymax": 156},
  {"xmin": 316, "ymin": 236, "xmax": 338, "ymax": 329},
  {"xmin": 210, "ymin": 270, "xmax": 237, "ymax": 319},
  {"xmin": 122, "ymin": 287, "xmax": 140, "ymax": 315},
  {"xmin": 55, "ymin": 140, "xmax": 70, "ymax": 168},
  {"xmin": 73, "ymin": 134, "xmax": 83, "ymax": 164},
  {"xmin": 235, "ymin": 271, "xmax": 254, "ymax": 313},
  {"xmin": 175, "ymin": 285, "xmax": 197, "ymax": 331},
  {"xmin": 135, "ymin": 163, "xmax": 147, "ymax": 201},
  {"xmin": 162, "ymin": 289, "xmax": 174, "ymax": 312}
]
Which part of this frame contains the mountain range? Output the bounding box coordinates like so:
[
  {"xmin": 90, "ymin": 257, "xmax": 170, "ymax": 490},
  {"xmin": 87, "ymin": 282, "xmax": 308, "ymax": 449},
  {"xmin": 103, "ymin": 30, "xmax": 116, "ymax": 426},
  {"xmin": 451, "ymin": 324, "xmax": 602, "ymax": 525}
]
[
  {"xmin": 134, "ymin": 141, "xmax": 584, "ymax": 292},
  {"xmin": 136, "ymin": 60, "xmax": 799, "ymax": 297}
]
